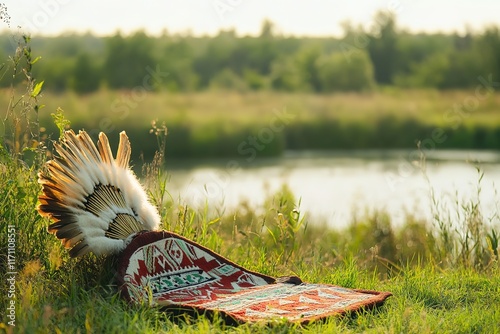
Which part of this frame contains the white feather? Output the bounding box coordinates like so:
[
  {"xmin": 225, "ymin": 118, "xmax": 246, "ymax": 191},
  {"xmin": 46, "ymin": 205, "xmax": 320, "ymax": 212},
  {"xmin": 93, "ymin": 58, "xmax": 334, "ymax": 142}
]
[{"xmin": 38, "ymin": 130, "xmax": 161, "ymax": 257}]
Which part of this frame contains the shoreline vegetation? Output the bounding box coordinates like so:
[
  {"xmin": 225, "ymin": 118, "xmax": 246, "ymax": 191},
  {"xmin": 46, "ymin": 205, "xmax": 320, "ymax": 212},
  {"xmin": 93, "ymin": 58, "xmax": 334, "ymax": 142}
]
[
  {"xmin": 2, "ymin": 89, "xmax": 499, "ymax": 163},
  {"xmin": 1, "ymin": 19, "xmax": 500, "ymax": 332},
  {"xmin": 1, "ymin": 133, "xmax": 500, "ymax": 331},
  {"xmin": 2, "ymin": 86, "xmax": 500, "ymax": 332}
]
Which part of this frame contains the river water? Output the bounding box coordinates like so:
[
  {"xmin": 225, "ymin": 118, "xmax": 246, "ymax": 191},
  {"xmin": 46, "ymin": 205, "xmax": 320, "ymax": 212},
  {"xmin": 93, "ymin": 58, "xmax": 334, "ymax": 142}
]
[{"xmin": 164, "ymin": 150, "xmax": 500, "ymax": 228}]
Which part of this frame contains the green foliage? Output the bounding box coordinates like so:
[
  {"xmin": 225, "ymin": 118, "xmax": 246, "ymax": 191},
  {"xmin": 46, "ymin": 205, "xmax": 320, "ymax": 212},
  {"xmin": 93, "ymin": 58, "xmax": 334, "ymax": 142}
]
[
  {"xmin": 2, "ymin": 146, "xmax": 500, "ymax": 331},
  {"xmin": 316, "ymin": 51, "xmax": 375, "ymax": 92},
  {"xmin": 1, "ymin": 27, "xmax": 500, "ymax": 333},
  {"xmin": 1, "ymin": 13, "xmax": 498, "ymax": 93},
  {"xmin": 367, "ymin": 11, "xmax": 399, "ymax": 85},
  {"xmin": 34, "ymin": 56, "xmax": 73, "ymax": 92},
  {"xmin": 394, "ymin": 32, "xmax": 454, "ymax": 76},
  {"xmin": 0, "ymin": 88, "xmax": 494, "ymax": 161},
  {"xmin": 71, "ymin": 53, "xmax": 101, "ymax": 93},
  {"xmin": 209, "ymin": 68, "xmax": 248, "ymax": 92},
  {"xmin": 242, "ymin": 69, "xmax": 267, "ymax": 90},
  {"xmin": 427, "ymin": 168, "xmax": 499, "ymax": 269},
  {"xmin": 394, "ymin": 52, "xmax": 449, "ymax": 88},
  {"xmin": 478, "ymin": 26, "xmax": 500, "ymax": 78},
  {"xmin": 1, "ymin": 33, "xmax": 45, "ymax": 166},
  {"xmin": 51, "ymin": 107, "xmax": 71, "ymax": 140},
  {"xmin": 293, "ymin": 45, "xmax": 323, "ymax": 92},
  {"xmin": 160, "ymin": 39, "xmax": 199, "ymax": 91},
  {"xmin": 269, "ymin": 56, "xmax": 305, "ymax": 91},
  {"xmin": 1, "ymin": 80, "xmax": 500, "ymax": 332},
  {"xmin": 30, "ymin": 80, "xmax": 44, "ymax": 98},
  {"xmin": 103, "ymin": 31, "xmax": 157, "ymax": 89}
]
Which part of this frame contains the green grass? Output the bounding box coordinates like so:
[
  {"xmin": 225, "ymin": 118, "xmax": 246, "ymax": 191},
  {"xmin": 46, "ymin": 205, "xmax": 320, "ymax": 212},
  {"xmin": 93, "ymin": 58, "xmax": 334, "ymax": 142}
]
[
  {"xmin": 2, "ymin": 88, "xmax": 500, "ymax": 160},
  {"xmin": 1, "ymin": 36, "xmax": 500, "ymax": 333},
  {"xmin": 1, "ymin": 142, "xmax": 499, "ymax": 333}
]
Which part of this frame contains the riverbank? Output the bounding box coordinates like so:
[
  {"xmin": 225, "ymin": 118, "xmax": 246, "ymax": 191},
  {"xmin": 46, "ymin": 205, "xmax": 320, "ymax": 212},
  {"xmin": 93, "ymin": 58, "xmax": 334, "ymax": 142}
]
[
  {"xmin": 1, "ymin": 146, "xmax": 499, "ymax": 332},
  {"xmin": 3, "ymin": 89, "xmax": 498, "ymax": 161}
]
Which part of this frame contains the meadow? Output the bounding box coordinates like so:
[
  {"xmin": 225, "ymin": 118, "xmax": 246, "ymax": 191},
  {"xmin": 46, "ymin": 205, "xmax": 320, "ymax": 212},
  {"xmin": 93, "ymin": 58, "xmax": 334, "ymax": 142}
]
[
  {"xmin": 1, "ymin": 135, "xmax": 500, "ymax": 333},
  {"xmin": 2, "ymin": 88, "xmax": 500, "ymax": 163},
  {"xmin": 1, "ymin": 37, "xmax": 500, "ymax": 333}
]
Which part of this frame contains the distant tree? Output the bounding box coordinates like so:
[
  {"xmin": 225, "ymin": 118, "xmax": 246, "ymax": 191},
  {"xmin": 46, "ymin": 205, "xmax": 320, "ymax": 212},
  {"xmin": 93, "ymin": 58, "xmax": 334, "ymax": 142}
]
[
  {"xmin": 394, "ymin": 52, "xmax": 449, "ymax": 88},
  {"xmin": 395, "ymin": 32, "xmax": 453, "ymax": 76},
  {"xmin": 193, "ymin": 29, "xmax": 237, "ymax": 88},
  {"xmin": 103, "ymin": 31, "xmax": 157, "ymax": 89},
  {"xmin": 34, "ymin": 57, "xmax": 73, "ymax": 92},
  {"xmin": 243, "ymin": 68, "xmax": 267, "ymax": 90},
  {"xmin": 45, "ymin": 35, "xmax": 85, "ymax": 58},
  {"xmin": 209, "ymin": 68, "xmax": 247, "ymax": 92},
  {"xmin": 269, "ymin": 56, "xmax": 304, "ymax": 91},
  {"xmin": 160, "ymin": 39, "xmax": 198, "ymax": 91},
  {"xmin": 71, "ymin": 53, "xmax": 100, "ymax": 93},
  {"xmin": 440, "ymin": 49, "xmax": 484, "ymax": 88},
  {"xmin": 477, "ymin": 26, "xmax": 500, "ymax": 80},
  {"xmin": 229, "ymin": 37, "xmax": 278, "ymax": 76},
  {"xmin": 193, "ymin": 23, "xmax": 279, "ymax": 89},
  {"xmin": 367, "ymin": 11, "xmax": 399, "ymax": 85},
  {"xmin": 260, "ymin": 20, "xmax": 275, "ymax": 39},
  {"xmin": 316, "ymin": 51, "xmax": 375, "ymax": 92},
  {"xmin": 294, "ymin": 45, "xmax": 323, "ymax": 92},
  {"xmin": 1, "ymin": 18, "xmax": 499, "ymax": 92},
  {"xmin": 392, "ymin": 27, "xmax": 497, "ymax": 90},
  {"xmin": 453, "ymin": 31, "xmax": 473, "ymax": 51}
]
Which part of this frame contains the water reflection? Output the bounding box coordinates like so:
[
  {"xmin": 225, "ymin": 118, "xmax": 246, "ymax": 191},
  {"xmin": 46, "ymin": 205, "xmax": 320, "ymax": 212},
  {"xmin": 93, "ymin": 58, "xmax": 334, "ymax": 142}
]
[{"xmin": 164, "ymin": 150, "xmax": 500, "ymax": 227}]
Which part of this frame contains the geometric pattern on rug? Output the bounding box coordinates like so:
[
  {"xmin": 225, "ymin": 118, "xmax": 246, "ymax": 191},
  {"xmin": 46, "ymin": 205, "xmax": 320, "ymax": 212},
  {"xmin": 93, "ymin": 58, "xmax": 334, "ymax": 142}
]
[{"xmin": 117, "ymin": 231, "xmax": 392, "ymax": 324}]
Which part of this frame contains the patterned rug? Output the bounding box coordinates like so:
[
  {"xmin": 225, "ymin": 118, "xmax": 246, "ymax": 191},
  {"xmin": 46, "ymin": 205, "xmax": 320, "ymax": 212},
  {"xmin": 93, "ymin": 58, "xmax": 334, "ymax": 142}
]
[{"xmin": 117, "ymin": 231, "xmax": 392, "ymax": 324}]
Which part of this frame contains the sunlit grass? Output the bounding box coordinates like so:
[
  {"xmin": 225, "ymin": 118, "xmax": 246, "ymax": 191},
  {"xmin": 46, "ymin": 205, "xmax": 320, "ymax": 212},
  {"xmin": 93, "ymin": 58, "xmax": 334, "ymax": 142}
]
[
  {"xmin": 2, "ymin": 88, "xmax": 500, "ymax": 161},
  {"xmin": 16, "ymin": 88, "xmax": 499, "ymax": 125},
  {"xmin": 1, "ymin": 100, "xmax": 499, "ymax": 330},
  {"xmin": 1, "ymin": 123, "xmax": 499, "ymax": 333},
  {"xmin": 1, "ymin": 36, "xmax": 500, "ymax": 332},
  {"xmin": 1, "ymin": 153, "xmax": 499, "ymax": 332}
]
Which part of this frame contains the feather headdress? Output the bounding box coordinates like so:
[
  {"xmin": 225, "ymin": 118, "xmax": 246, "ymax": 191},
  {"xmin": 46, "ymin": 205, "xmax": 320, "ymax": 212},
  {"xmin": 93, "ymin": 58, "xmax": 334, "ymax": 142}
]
[{"xmin": 37, "ymin": 130, "xmax": 160, "ymax": 257}]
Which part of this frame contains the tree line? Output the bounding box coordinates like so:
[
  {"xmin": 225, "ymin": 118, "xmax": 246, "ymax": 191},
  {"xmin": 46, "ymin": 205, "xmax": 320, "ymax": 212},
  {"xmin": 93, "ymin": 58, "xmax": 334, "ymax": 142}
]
[{"xmin": 1, "ymin": 11, "xmax": 499, "ymax": 93}]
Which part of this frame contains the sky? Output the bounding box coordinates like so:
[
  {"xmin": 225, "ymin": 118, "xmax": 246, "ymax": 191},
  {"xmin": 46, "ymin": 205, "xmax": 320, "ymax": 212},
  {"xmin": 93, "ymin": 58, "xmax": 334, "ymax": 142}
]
[{"xmin": 4, "ymin": 0, "xmax": 500, "ymax": 37}]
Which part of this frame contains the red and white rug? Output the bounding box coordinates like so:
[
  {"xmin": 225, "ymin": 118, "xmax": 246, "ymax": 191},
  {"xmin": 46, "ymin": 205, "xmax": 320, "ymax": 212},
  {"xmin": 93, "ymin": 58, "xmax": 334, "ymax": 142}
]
[{"xmin": 117, "ymin": 231, "xmax": 392, "ymax": 324}]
